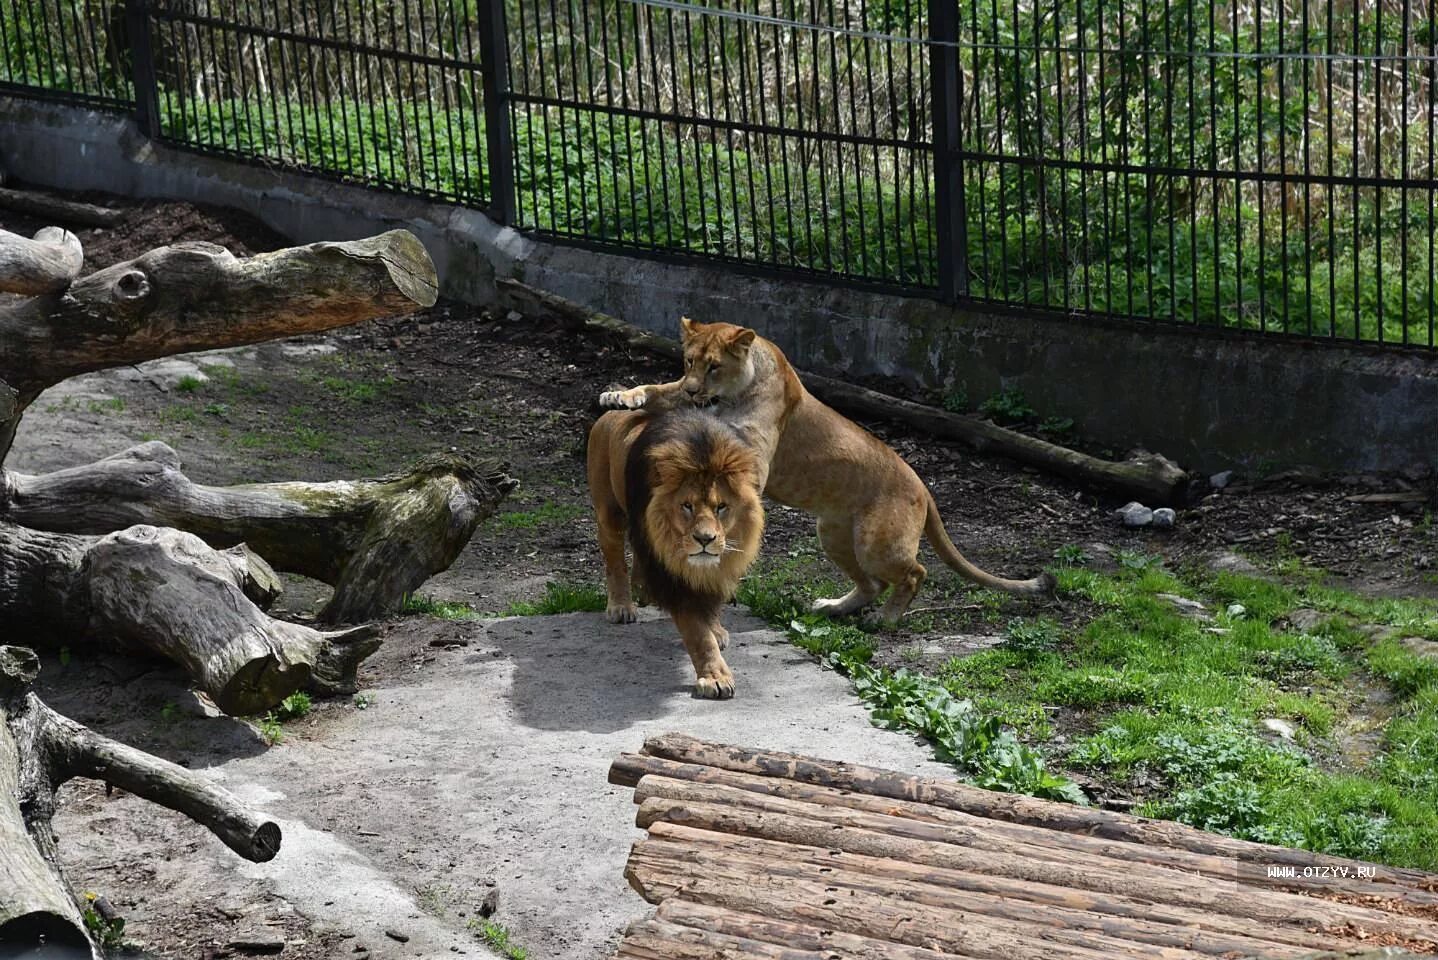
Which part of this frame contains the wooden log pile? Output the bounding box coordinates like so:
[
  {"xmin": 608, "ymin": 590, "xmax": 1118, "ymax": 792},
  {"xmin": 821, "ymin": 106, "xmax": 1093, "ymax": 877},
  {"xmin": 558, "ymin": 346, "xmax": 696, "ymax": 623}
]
[{"xmin": 609, "ymin": 734, "xmax": 1438, "ymax": 959}]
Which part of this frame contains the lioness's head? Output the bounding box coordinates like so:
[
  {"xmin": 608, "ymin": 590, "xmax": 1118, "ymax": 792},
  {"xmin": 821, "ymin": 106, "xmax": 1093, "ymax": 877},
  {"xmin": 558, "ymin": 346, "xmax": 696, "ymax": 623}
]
[
  {"xmin": 639, "ymin": 410, "xmax": 763, "ymax": 593},
  {"xmin": 678, "ymin": 317, "xmax": 758, "ymax": 404}
]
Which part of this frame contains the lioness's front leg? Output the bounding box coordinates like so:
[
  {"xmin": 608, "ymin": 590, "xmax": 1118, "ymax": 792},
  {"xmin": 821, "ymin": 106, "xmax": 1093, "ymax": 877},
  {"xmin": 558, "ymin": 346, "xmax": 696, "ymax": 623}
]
[
  {"xmin": 671, "ymin": 609, "xmax": 735, "ymax": 699},
  {"xmin": 598, "ymin": 378, "xmax": 690, "ymax": 412}
]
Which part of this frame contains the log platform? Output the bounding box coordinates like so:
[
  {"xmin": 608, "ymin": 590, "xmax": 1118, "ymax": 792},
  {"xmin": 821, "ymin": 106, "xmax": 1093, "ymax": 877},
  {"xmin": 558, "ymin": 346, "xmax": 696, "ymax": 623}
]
[{"xmin": 608, "ymin": 734, "xmax": 1438, "ymax": 959}]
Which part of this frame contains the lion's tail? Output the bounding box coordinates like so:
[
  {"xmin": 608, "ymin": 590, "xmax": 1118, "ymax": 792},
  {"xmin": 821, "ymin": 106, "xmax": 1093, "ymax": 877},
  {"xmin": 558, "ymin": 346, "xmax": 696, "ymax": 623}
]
[{"xmin": 923, "ymin": 494, "xmax": 1056, "ymax": 597}]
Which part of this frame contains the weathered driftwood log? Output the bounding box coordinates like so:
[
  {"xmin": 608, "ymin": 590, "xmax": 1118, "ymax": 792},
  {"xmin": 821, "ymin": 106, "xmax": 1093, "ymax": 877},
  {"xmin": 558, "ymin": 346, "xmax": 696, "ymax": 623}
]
[
  {"xmin": 0, "ymin": 229, "xmax": 437, "ymax": 461},
  {"xmin": 0, "ymin": 185, "xmax": 125, "ymax": 228},
  {"xmin": 618, "ymin": 918, "xmax": 829, "ymax": 960},
  {"xmin": 0, "ymin": 521, "xmax": 379, "ymax": 714},
  {"xmin": 498, "ymin": 278, "xmax": 1190, "ymax": 505},
  {"xmin": 0, "ymin": 646, "xmax": 279, "ymax": 955},
  {"xmin": 610, "ymin": 751, "xmax": 1437, "ymax": 906},
  {"xmin": 3, "ymin": 441, "xmax": 519, "ymax": 623},
  {"xmin": 654, "ymin": 900, "xmax": 961, "ymax": 960},
  {"xmin": 629, "ymin": 836, "xmax": 1337, "ymax": 958},
  {"xmin": 634, "ymin": 795, "xmax": 1438, "ymax": 946},
  {"xmin": 638, "ymin": 733, "xmax": 1438, "ymax": 890},
  {"xmin": 0, "ymin": 226, "xmax": 83, "ymax": 294},
  {"xmin": 625, "ymin": 850, "xmax": 1207, "ymax": 960},
  {"xmin": 642, "ymin": 820, "xmax": 1356, "ymax": 954}
]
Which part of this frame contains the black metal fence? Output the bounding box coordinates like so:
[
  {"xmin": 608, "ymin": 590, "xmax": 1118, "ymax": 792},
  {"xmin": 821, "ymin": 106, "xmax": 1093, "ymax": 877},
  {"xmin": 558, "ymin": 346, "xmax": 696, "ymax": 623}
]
[{"xmin": 3, "ymin": 0, "xmax": 1437, "ymax": 347}]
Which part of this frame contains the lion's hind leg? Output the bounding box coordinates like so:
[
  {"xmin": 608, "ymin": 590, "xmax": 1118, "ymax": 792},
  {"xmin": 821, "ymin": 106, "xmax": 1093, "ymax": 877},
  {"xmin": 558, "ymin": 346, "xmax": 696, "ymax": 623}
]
[
  {"xmin": 810, "ymin": 516, "xmax": 883, "ymax": 617},
  {"xmin": 672, "ymin": 609, "xmax": 736, "ymax": 699},
  {"xmin": 593, "ymin": 502, "xmax": 637, "ymax": 624}
]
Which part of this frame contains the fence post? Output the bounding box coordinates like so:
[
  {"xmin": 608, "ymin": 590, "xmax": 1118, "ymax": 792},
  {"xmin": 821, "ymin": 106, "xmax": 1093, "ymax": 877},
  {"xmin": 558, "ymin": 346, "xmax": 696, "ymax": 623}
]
[
  {"xmin": 928, "ymin": 0, "xmax": 966, "ymax": 302},
  {"xmin": 475, "ymin": 0, "xmax": 517, "ymax": 225},
  {"xmin": 125, "ymin": 0, "xmax": 160, "ymax": 139}
]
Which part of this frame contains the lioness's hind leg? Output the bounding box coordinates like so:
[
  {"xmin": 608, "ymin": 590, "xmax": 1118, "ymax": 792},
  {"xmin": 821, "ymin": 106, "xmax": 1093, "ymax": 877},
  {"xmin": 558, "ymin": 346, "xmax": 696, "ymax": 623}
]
[
  {"xmin": 877, "ymin": 562, "xmax": 927, "ymax": 626},
  {"xmin": 672, "ymin": 610, "xmax": 736, "ymax": 699},
  {"xmin": 856, "ymin": 502, "xmax": 927, "ymax": 625},
  {"xmin": 811, "ymin": 517, "xmax": 882, "ymax": 617}
]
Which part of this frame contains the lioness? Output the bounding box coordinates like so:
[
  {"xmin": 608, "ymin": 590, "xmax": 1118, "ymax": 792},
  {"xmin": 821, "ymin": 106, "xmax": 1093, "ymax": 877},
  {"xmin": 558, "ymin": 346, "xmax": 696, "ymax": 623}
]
[
  {"xmin": 587, "ymin": 406, "xmax": 764, "ymax": 699},
  {"xmin": 599, "ymin": 318, "xmax": 1053, "ymax": 624}
]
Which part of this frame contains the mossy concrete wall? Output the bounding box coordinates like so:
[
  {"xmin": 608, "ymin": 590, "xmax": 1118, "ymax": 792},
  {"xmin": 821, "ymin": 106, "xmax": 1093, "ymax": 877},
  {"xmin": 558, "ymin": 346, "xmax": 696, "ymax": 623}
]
[{"xmin": 4, "ymin": 98, "xmax": 1433, "ymax": 475}]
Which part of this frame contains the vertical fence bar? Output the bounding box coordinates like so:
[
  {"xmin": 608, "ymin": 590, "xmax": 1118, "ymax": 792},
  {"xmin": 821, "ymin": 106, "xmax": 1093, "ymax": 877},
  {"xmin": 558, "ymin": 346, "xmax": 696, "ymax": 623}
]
[
  {"xmin": 125, "ymin": 0, "xmax": 159, "ymax": 138},
  {"xmin": 928, "ymin": 0, "xmax": 966, "ymax": 301},
  {"xmin": 475, "ymin": 0, "xmax": 516, "ymax": 223}
]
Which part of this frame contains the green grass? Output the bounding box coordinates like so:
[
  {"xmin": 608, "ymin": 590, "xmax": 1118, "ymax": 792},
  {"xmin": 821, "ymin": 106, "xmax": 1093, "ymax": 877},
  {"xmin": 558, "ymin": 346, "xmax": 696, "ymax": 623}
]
[
  {"xmin": 490, "ymin": 501, "xmax": 587, "ymax": 530},
  {"xmin": 502, "ymin": 581, "xmax": 607, "ymax": 616},
  {"xmin": 937, "ymin": 555, "xmax": 1438, "ymax": 869},
  {"xmin": 402, "ymin": 595, "xmax": 481, "ymax": 620},
  {"xmin": 738, "ymin": 562, "xmax": 1085, "ymax": 803},
  {"xmin": 468, "ymin": 919, "xmax": 527, "ymax": 960}
]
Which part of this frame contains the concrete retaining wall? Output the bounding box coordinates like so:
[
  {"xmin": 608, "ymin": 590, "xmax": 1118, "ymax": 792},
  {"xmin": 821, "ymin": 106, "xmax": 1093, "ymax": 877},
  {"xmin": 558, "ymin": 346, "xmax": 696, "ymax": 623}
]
[{"xmin": 3, "ymin": 97, "xmax": 1433, "ymax": 475}]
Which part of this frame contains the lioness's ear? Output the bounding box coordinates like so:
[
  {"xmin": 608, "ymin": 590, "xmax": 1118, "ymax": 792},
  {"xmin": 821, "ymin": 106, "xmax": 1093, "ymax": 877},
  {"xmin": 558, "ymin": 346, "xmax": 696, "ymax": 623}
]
[
  {"xmin": 680, "ymin": 316, "xmax": 698, "ymax": 339},
  {"xmin": 727, "ymin": 328, "xmax": 757, "ymax": 354}
]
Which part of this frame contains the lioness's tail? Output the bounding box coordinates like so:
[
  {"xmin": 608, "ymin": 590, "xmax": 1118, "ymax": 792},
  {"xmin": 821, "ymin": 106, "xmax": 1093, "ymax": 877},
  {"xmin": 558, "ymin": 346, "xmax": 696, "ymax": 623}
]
[{"xmin": 923, "ymin": 495, "xmax": 1056, "ymax": 596}]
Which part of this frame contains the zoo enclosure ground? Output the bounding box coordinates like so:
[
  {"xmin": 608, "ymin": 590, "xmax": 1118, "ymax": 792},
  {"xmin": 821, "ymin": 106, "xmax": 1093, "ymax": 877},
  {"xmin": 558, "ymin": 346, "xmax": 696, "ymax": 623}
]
[{"xmin": 8, "ymin": 191, "xmax": 1438, "ymax": 954}]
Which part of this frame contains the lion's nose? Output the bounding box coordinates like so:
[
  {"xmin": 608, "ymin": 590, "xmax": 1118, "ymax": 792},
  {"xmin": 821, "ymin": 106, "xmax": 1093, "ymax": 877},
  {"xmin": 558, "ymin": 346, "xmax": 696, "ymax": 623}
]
[
  {"xmin": 684, "ymin": 382, "xmax": 702, "ymax": 395},
  {"xmin": 693, "ymin": 530, "xmax": 717, "ymax": 546}
]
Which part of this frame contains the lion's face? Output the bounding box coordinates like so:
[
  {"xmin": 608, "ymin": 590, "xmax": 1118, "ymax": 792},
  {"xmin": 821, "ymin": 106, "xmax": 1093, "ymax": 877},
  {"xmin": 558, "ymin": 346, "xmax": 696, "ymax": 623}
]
[
  {"xmin": 678, "ymin": 317, "xmax": 757, "ymax": 405},
  {"xmin": 644, "ymin": 430, "xmax": 763, "ymax": 590}
]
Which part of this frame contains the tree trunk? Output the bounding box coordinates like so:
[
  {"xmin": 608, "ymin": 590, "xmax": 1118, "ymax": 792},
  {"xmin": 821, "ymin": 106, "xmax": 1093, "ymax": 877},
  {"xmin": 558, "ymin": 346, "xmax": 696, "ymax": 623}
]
[
  {"xmin": 498, "ymin": 278, "xmax": 1190, "ymax": 505},
  {"xmin": 0, "ymin": 226, "xmax": 83, "ymax": 294},
  {"xmin": 0, "ymin": 521, "xmax": 380, "ymax": 714},
  {"xmin": 0, "ymin": 229, "xmax": 437, "ymax": 462},
  {"xmin": 1, "ymin": 646, "xmax": 280, "ymax": 956},
  {"xmin": 0, "ymin": 186, "xmax": 125, "ymax": 228},
  {"xmin": 3, "ymin": 441, "xmax": 519, "ymax": 623},
  {"xmin": 654, "ymin": 900, "xmax": 963, "ymax": 960}
]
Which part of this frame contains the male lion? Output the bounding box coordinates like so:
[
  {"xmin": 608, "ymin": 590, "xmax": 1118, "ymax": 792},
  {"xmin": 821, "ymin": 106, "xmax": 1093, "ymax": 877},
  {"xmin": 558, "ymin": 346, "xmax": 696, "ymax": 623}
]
[
  {"xmin": 587, "ymin": 406, "xmax": 764, "ymax": 699},
  {"xmin": 599, "ymin": 318, "xmax": 1053, "ymax": 624}
]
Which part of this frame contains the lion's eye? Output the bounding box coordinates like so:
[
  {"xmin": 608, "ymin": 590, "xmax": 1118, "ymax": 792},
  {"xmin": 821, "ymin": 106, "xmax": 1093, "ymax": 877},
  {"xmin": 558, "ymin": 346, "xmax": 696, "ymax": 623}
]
[
  {"xmin": 717, "ymin": 503, "xmax": 728, "ymax": 514},
  {"xmin": 682, "ymin": 502, "xmax": 693, "ymax": 514}
]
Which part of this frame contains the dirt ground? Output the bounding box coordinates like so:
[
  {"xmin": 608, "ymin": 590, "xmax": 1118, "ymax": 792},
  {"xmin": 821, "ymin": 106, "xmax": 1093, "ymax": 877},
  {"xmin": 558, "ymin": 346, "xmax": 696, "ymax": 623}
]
[{"xmin": 6, "ymin": 194, "xmax": 1438, "ymax": 958}]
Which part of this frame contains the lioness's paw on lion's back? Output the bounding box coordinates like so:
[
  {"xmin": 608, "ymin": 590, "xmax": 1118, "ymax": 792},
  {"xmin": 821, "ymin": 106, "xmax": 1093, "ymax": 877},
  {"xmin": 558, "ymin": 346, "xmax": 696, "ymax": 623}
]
[{"xmin": 598, "ymin": 387, "xmax": 647, "ymax": 410}]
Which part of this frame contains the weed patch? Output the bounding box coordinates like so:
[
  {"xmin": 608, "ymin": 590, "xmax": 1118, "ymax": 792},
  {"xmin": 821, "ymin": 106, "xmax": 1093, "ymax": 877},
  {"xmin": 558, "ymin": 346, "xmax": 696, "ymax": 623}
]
[{"xmin": 503, "ymin": 580, "xmax": 607, "ymax": 616}]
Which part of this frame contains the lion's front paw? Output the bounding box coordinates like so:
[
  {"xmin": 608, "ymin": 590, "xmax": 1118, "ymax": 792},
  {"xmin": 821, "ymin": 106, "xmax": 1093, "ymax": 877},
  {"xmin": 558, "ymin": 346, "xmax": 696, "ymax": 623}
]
[
  {"xmin": 606, "ymin": 601, "xmax": 638, "ymax": 624},
  {"xmin": 599, "ymin": 387, "xmax": 647, "ymax": 410},
  {"xmin": 694, "ymin": 674, "xmax": 736, "ymax": 699}
]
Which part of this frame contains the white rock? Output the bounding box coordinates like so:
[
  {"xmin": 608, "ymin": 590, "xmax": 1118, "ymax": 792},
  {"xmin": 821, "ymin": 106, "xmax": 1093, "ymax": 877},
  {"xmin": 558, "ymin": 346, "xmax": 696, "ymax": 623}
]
[
  {"xmin": 1152, "ymin": 507, "xmax": 1176, "ymax": 528},
  {"xmin": 1115, "ymin": 502, "xmax": 1154, "ymax": 527},
  {"xmin": 1261, "ymin": 718, "xmax": 1296, "ymax": 740},
  {"xmin": 1226, "ymin": 603, "xmax": 1247, "ymax": 618},
  {"xmin": 1209, "ymin": 470, "xmax": 1234, "ymax": 490}
]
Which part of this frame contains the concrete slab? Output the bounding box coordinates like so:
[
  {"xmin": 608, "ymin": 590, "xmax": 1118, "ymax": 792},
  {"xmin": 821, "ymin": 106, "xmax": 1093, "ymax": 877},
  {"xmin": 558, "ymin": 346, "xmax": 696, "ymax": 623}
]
[{"xmin": 56, "ymin": 608, "xmax": 949, "ymax": 960}]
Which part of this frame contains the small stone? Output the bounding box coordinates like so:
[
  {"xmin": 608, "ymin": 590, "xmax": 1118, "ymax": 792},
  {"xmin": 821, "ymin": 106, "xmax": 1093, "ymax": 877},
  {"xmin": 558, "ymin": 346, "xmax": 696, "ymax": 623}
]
[
  {"xmin": 1283, "ymin": 608, "xmax": 1328, "ymax": 633},
  {"xmin": 1261, "ymin": 718, "xmax": 1296, "ymax": 740},
  {"xmin": 1157, "ymin": 594, "xmax": 1211, "ymax": 620},
  {"xmin": 1226, "ymin": 603, "xmax": 1247, "ymax": 618},
  {"xmin": 1209, "ymin": 550, "xmax": 1258, "ymax": 574},
  {"xmin": 1151, "ymin": 507, "xmax": 1176, "ymax": 529},
  {"xmin": 477, "ymin": 887, "xmax": 499, "ymax": 918},
  {"xmin": 385, "ymin": 930, "xmax": 410, "ymax": 944},
  {"xmin": 1209, "ymin": 470, "xmax": 1234, "ymax": 490},
  {"xmin": 1115, "ymin": 502, "xmax": 1153, "ymax": 527},
  {"xmin": 504, "ymin": 310, "xmax": 523, "ymax": 323},
  {"xmin": 1402, "ymin": 462, "xmax": 1433, "ymax": 482}
]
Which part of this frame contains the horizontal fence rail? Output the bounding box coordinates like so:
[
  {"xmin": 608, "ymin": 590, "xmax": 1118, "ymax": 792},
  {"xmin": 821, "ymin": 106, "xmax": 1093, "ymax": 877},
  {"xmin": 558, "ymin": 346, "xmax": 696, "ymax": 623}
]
[{"xmin": 1, "ymin": 0, "xmax": 1436, "ymax": 347}]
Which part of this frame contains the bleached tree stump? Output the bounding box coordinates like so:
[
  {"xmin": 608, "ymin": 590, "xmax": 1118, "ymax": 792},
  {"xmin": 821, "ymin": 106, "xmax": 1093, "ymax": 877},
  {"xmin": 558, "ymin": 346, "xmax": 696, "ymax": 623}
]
[
  {"xmin": 0, "ymin": 645, "xmax": 280, "ymax": 956},
  {"xmin": 3, "ymin": 442, "xmax": 519, "ymax": 623},
  {"xmin": 0, "ymin": 222, "xmax": 514, "ymax": 710}
]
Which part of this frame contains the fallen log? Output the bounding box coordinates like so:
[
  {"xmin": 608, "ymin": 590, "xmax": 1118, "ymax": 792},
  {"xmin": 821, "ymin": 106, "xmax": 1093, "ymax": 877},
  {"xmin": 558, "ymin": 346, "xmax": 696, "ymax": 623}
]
[
  {"xmin": 644, "ymin": 821, "xmax": 1351, "ymax": 954},
  {"xmin": 654, "ymin": 900, "xmax": 964, "ymax": 960},
  {"xmin": 613, "ymin": 755, "xmax": 1438, "ymax": 908},
  {"xmin": 3, "ymin": 441, "xmax": 519, "ymax": 623},
  {"xmin": 498, "ymin": 278, "xmax": 1189, "ymax": 505},
  {"xmin": 638, "ymin": 733, "xmax": 1438, "ymax": 891},
  {"xmin": 0, "ymin": 229, "xmax": 437, "ymax": 461},
  {"xmin": 1, "ymin": 645, "xmax": 279, "ymax": 955},
  {"xmin": 631, "ymin": 836, "xmax": 1329, "ymax": 958},
  {"xmin": 634, "ymin": 795, "xmax": 1438, "ymax": 944},
  {"xmin": 0, "ymin": 521, "xmax": 379, "ymax": 713},
  {"xmin": 0, "ymin": 185, "xmax": 125, "ymax": 228},
  {"xmin": 625, "ymin": 850, "xmax": 1210, "ymax": 960},
  {"xmin": 615, "ymin": 751, "xmax": 1436, "ymax": 905},
  {"xmin": 0, "ymin": 226, "xmax": 83, "ymax": 294},
  {"xmin": 618, "ymin": 918, "xmax": 828, "ymax": 960}
]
